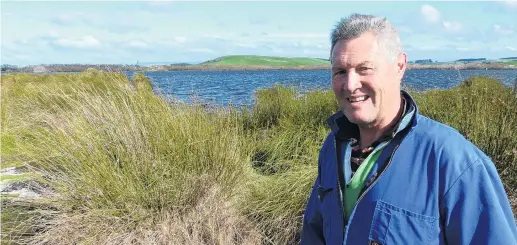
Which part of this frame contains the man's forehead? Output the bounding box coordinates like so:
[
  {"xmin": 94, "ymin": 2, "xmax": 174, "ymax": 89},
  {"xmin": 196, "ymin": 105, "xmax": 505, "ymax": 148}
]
[
  {"xmin": 331, "ymin": 53, "xmax": 376, "ymax": 68},
  {"xmin": 331, "ymin": 45, "xmax": 383, "ymax": 67}
]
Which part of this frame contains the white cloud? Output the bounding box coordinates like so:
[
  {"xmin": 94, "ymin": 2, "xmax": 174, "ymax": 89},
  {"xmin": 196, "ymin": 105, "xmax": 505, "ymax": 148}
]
[
  {"xmin": 54, "ymin": 36, "xmax": 102, "ymax": 49},
  {"xmin": 267, "ymin": 33, "xmax": 327, "ymax": 39},
  {"xmin": 6, "ymin": 53, "xmax": 31, "ymax": 62},
  {"xmin": 147, "ymin": 1, "xmax": 173, "ymax": 7},
  {"xmin": 263, "ymin": 45, "xmax": 282, "ymax": 53},
  {"xmin": 503, "ymin": 1, "xmax": 517, "ymax": 10},
  {"xmin": 419, "ymin": 4, "xmax": 464, "ymax": 34},
  {"xmin": 174, "ymin": 37, "xmax": 187, "ymax": 43},
  {"xmin": 15, "ymin": 54, "xmax": 32, "ymax": 61},
  {"xmin": 302, "ymin": 49, "xmax": 326, "ymax": 55},
  {"xmin": 51, "ymin": 12, "xmax": 88, "ymax": 25},
  {"xmin": 494, "ymin": 24, "xmax": 514, "ymax": 35},
  {"xmin": 203, "ymin": 34, "xmax": 225, "ymax": 39},
  {"xmin": 417, "ymin": 45, "xmax": 442, "ymax": 51},
  {"xmin": 47, "ymin": 11, "xmax": 148, "ymax": 35},
  {"xmin": 507, "ymin": 46, "xmax": 517, "ymax": 51},
  {"xmin": 189, "ymin": 48, "xmax": 215, "ymax": 53},
  {"xmin": 236, "ymin": 43, "xmax": 257, "ymax": 48},
  {"xmin": 421, "ymin": 4, "xmax": 441, "ymax": 24},
  {"xmin": 443, "ymin": 21, "xmax": 463, "ymax": 33},
  {"xmin": 47, "ymin": 30, "xmax": 60, "ymax": 38},
  {"xmin": 397, "ymin": 26, "xmax": 413, "ymax": 34},
  {"xmin": 16, "ymin": 39, "xmax": 29, "ymax": 45},
  {"xmin": 125, "ymin": 40, "xmax": 148, "ymax": 49}
]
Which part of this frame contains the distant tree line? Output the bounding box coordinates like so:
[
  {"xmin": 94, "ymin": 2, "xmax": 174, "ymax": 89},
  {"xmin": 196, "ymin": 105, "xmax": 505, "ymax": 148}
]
[
  {"xmin": 1, "ymin": 64, "xmax": 20, "ymax": 72},
  {"xmin": 456, "ymin": 58, "xmax": 486, "ymax": 62},
  {"xmin": 408, "ymin": 59, "xmax": 434, "ymax": 64}
]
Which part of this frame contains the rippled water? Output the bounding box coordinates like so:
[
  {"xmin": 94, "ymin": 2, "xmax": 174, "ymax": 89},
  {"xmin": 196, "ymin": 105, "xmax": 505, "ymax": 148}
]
[{"xmin": 126, "ymin": 69, "xmax": 517, "ymax": 106}]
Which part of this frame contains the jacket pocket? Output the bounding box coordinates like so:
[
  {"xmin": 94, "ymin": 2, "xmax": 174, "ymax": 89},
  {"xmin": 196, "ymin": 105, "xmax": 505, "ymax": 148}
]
[
  {"xmin": 369, "ymin": 200, "xmax": 437, "ymax": 245},
  {"xmin": 316, "ymin": 185, "xmax": 333, "ymax": 201}
]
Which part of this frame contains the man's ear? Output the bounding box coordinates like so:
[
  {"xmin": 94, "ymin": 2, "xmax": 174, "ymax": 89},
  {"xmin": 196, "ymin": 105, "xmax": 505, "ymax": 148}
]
[{"xmin": 396, "ymin": 52, "xmax": 407, "ymax": 79}]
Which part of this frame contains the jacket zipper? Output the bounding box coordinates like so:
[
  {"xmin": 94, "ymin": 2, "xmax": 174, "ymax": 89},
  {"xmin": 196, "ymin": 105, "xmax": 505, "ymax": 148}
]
[
  {"xmin": 342, "ymin": 143, "xmax": 401, "ymax": 244},
  {"xmin": 334, "ymin": 137, "xmax": 345, "ymax": 225}
]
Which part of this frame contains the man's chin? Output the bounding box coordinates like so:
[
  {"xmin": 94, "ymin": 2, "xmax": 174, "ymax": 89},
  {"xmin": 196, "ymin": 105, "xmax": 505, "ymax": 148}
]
[{"xmin": 343, "ymin": 111, "xmax": 372, "ymax": 126}]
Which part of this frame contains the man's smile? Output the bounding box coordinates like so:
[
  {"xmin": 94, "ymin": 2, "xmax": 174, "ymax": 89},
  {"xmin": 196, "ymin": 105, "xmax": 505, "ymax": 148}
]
[{"xmin": 347, "ymin": 95, "xmax": 370, "ymax": 103}]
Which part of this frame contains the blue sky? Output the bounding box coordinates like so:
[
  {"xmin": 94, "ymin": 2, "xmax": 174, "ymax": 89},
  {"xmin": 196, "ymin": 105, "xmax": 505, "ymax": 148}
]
[{"xmin": 1, "ymin": 1, "xmax": 516, "ymax": 66}]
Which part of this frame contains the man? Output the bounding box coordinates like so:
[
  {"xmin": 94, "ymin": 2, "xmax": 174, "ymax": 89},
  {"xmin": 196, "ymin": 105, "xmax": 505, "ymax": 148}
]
[{"xmin": 301, "ymin": 13, "xmax": 517, "ymax": 244}]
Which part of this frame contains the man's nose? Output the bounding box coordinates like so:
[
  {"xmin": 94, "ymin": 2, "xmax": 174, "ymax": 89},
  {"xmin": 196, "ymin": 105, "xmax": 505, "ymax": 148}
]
[{"xmin": 345, "ymin": 70, "xmax": 360, "ymax": 92}]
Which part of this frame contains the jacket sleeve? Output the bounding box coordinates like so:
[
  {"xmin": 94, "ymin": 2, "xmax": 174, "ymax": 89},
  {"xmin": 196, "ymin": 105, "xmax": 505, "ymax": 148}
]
[
  {"xmin": 300, "ymin": 177, "xmax": 325, "ymax": 245},
  {"xmin": 441, "ymin": 157, "xmax": 517, "ymax": 244}
]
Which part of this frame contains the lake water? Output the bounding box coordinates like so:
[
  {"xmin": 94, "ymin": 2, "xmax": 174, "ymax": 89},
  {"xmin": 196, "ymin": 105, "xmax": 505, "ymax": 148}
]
[{"xmin": 125, "ymin": 69, "xmax": 517, "ymax": 106}]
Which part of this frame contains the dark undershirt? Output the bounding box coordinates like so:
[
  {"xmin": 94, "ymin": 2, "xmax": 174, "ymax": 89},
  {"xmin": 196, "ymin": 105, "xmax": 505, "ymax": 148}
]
[{"xmin": 350, "ymin": 97, "xmax": 407, "ymax": 174}]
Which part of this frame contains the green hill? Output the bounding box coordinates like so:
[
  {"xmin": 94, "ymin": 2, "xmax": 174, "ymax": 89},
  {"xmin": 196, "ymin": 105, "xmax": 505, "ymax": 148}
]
[{"xmin": 200, "ymin": 55, "xmax": 330, "ymax": 66}]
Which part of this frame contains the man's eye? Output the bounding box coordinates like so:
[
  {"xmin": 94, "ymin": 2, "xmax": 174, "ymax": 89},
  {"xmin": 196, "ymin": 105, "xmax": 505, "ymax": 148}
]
[
  {"xmin": 359, "ymin": 67, "xmax": 372, "ymax": 71},
  {"xmin": 334, "ymin": 70, "xmax": 346, "ymax": 75}
]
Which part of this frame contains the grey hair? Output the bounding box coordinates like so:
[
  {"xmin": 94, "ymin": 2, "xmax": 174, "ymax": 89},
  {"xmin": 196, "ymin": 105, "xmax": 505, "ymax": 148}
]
[{"xmin": 330, "ymin": 13, "xmax": 403, "ymax": 63}]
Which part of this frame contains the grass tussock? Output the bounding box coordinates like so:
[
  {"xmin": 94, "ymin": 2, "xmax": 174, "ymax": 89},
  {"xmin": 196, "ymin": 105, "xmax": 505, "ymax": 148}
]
[
  {"xmin": 9, "ymin": 73, "xmax": 247, "ymax": 212},
  {"xmin": 1, "ymin": 70, "xmax": 516, "ymax": 245},
  {"xmin": 2, "ymin": 70, "xmax": 253, "ymax": 244},
  {"xmin": 29, "ymin": 186, "xmax": 260, "ymax": 245},
  {"xmin": 250, "ymin": 85, "xmax": 337, "ymax": 130},
  {"xmin": 240, "ymin": 166, "xmax": 316, "ymax": 244}
]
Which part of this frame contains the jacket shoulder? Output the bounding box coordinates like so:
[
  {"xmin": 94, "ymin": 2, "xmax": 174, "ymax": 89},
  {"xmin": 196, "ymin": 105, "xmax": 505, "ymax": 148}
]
[
  {"xmin": 412, "ymin": 114, "xmax": 487, "ymax": 161},
  {"xmin": 410, "ymin": 114, "xmax": 496, "ymax": 192}
]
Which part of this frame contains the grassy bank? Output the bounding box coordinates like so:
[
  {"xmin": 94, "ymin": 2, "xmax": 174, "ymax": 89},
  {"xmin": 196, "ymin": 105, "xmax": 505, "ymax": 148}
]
[
  {"xmin": 1, "ymin": 70, "xmax": 516, "ymax": 244},
  {"xmin": 505, "ymin": 60, "xmax": 517, "ymax": 66},
  {"xmin": 201, "ymin": 55, "xmax": 330, "ymax": 67}
]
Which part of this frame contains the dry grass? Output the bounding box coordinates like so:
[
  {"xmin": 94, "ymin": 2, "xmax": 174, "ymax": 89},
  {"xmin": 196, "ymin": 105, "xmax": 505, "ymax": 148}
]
[{"xmin": 28, "ymin": 186, "xmax": 261, "ymax": 245}]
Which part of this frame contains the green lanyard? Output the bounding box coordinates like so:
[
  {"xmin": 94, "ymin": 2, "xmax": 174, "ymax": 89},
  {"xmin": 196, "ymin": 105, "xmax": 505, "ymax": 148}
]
[{"xmin": 343, "ymin": 142, "xmax": 386, "ymax": 222}]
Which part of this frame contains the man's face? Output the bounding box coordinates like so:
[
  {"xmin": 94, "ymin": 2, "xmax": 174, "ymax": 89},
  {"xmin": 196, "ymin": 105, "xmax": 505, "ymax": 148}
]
[{"xmin": 331, "ymin": 32, "xmax": 405, "ymax": 127}]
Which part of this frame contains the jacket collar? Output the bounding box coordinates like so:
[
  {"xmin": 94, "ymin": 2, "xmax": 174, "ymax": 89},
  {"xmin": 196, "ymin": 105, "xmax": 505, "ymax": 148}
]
[{"xmin": 326, "ymin": 90, "xmax": 419, "ymax": 140}]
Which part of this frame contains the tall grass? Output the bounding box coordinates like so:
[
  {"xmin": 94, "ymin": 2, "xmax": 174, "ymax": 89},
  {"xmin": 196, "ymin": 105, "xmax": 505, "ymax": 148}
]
[
  {"xmin": 2, "ymin": 70, "xmax": 258, "ymax": 244},
  {"xmin": 1, "ymin": 71, "xmax": 516, "ymax": 244}
]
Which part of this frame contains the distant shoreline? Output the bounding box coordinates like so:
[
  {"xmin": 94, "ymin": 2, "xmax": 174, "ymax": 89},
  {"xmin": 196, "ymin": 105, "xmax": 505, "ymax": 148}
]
[
  {"xmin": 2, "ymin": 63, "xmax": 516, "ymax": 74},
  {"xmin": 3, "ymin": 55, "xmax": 516, "ymax": 73}
]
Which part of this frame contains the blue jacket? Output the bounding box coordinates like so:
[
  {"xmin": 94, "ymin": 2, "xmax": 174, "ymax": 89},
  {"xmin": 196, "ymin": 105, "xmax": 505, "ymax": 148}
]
[{"xmin": 301, "ymin": 90, "xmax": 517, "ymax": 245}]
